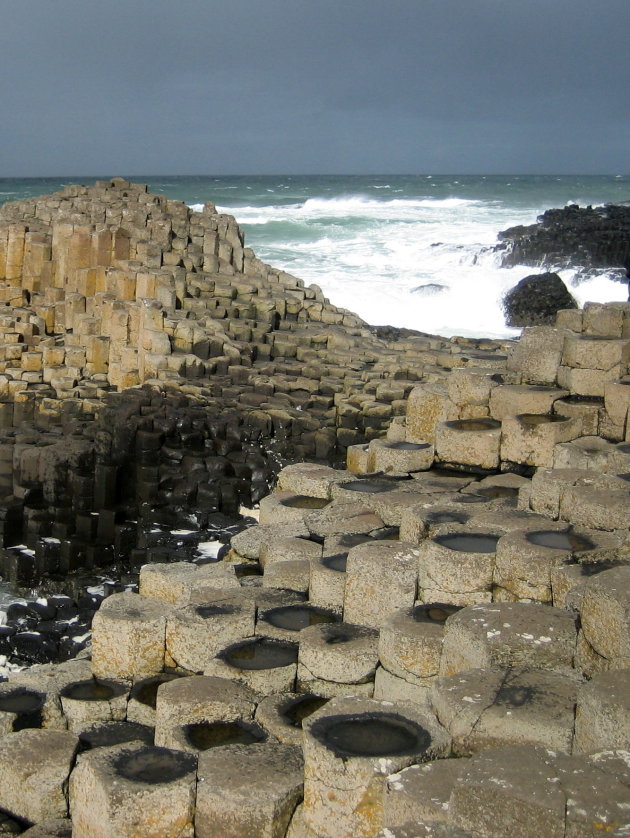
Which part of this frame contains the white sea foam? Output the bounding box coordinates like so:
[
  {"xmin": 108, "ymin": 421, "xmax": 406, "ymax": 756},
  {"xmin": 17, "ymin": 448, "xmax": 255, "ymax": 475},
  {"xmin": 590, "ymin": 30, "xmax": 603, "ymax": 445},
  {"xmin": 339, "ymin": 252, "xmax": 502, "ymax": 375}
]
[{"xmin": 190, "ymin": 189, "xmax": 627, "ymax": 339}]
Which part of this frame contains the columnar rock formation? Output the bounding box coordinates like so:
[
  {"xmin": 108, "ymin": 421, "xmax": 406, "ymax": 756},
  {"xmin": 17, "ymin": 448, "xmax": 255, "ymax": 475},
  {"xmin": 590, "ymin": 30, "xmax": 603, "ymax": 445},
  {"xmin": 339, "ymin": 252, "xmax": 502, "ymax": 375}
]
[
  {"xmin": 0, "ymin": 183, "xmax": 629, "ymax": 837},
  {"xmin": 0, "ymin": 180, "xmax": 511, "ymax": 590}
]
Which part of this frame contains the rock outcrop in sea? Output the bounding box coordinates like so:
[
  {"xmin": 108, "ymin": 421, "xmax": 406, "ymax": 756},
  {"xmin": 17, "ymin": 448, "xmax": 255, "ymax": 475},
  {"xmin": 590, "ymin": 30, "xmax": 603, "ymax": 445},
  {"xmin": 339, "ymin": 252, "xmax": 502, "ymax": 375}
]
[
  {"xmin": 496, "ymin": 201, "xmax": 630, "ymax": 270},
  {"xmin": 0, "ymin": 181, "xmax": 628, "ymax": 837}
]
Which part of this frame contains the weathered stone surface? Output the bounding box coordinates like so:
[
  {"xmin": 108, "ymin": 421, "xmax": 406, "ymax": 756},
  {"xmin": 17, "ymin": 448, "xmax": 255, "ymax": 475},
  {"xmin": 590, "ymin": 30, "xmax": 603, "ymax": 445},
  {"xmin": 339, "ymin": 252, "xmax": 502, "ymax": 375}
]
[
  {"xmin": 195, "ymin": 742, "xmax": 304, "ymax": 838},
  {"xmin": 302, "ymin": 696, "xmax": 451, "ymax": 838},
  {"xmin": 573, "ymin": 669, "xmax": 630, "ymax": 753},
  {"xmin": 69, "ymin": 742, "xmax": 197, "ymax": 838},
  {"xmin": 439, "ymin": 602, "xmax": 577, "ymax": 676},
  {"xmin": 432, "ymin": 666, "xmax": 580, "ymax": 754},
  {"xmin": 91, "ymin": 591, "xmax": 172, "ymax": 679},
  {"xmin": 0, "ymin": 729, "xmax": 79, "ymax": 823}
]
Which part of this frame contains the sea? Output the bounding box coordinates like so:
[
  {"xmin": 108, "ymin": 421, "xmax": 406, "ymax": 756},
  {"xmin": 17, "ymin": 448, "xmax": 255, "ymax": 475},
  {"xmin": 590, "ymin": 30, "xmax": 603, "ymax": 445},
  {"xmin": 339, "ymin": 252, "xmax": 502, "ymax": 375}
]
[{"xmin": 1, "ymin": 174, "xmax": 628, "ymax": 341}]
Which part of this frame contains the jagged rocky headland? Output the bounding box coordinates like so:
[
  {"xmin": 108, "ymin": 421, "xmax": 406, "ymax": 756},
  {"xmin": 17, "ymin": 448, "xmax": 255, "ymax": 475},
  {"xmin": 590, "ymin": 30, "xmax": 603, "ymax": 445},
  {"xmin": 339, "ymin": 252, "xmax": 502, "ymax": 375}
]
[
  {"xmin": 0, "ymin": 180, "xmax": 628, "ymax": 837},
  {"xmin": 496, "ymin": 201, "xmax": 630, "ymax": 270}
]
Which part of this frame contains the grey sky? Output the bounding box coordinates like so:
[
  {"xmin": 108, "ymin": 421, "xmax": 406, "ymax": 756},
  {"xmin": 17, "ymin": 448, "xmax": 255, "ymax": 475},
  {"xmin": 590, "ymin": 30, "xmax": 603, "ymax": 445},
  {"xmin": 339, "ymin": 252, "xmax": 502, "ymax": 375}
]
[{"xmin": 1, "ymin": 0, "xmax": 628, "ymax": 175}]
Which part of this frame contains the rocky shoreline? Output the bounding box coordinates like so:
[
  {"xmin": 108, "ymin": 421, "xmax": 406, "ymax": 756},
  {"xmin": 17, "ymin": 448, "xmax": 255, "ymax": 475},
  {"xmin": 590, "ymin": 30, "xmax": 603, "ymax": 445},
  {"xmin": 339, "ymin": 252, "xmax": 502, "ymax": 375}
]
[{"xmin": 0, "ymin": 181, "xmax": 628, "ymax": 837}]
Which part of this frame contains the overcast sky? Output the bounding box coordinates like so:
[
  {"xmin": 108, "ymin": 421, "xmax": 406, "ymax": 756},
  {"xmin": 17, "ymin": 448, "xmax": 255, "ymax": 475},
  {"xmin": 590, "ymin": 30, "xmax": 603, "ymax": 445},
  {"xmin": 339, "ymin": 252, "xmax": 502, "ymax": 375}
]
[{"xmin": 1, "ymin": 0, "xmax": 628, "ymax": 176}]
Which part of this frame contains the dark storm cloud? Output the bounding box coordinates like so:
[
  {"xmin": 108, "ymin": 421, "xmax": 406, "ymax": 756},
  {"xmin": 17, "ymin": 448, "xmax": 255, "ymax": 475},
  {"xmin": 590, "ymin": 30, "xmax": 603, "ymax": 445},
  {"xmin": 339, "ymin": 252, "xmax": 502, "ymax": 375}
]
[{"xmin": 1, "ymin": 0, "xmax": 628, "ymax": 174}]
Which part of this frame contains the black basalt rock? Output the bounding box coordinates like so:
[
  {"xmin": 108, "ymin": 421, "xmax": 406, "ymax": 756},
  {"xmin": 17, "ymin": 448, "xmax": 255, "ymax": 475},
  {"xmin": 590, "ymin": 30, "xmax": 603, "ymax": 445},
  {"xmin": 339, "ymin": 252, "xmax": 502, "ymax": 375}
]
[
  {"xmin": 502, "ymin": 272, "xmax": 577, "ymax": 327},
  {"xmin": 496, "ymin": 203, "xmax": 630, "ymax": 271}
]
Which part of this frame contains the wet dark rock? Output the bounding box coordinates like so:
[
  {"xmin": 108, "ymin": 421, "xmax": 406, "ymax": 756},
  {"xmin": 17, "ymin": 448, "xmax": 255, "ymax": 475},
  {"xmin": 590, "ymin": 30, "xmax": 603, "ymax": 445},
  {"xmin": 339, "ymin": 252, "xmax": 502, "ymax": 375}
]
[
  {"xmin": 496, "ymin": 203, "xmax": 630, "ymax": 270},
  {"xmin": 502, "ymin": 272, "xmax": 577, "ymax": 327}
]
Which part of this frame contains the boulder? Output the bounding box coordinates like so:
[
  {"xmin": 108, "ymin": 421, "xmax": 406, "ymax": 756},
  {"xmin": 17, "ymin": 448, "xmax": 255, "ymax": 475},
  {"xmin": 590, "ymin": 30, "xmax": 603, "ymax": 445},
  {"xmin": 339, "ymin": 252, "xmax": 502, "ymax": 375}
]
[{"xmin": 502, "ymin": 272, "xmax": 577, "ymax": 327}]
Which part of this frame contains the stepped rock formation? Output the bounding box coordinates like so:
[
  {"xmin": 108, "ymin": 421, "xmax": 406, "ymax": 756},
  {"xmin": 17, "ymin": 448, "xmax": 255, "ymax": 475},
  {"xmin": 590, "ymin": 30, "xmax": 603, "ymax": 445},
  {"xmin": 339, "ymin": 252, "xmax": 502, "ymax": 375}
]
[
  {"xmin": 0, "ymin": 178, "xmax": 512, "ymax": 590},
  {"xmin": 0, "ymin": 182, "xmax": 629, "ymax": 837}
]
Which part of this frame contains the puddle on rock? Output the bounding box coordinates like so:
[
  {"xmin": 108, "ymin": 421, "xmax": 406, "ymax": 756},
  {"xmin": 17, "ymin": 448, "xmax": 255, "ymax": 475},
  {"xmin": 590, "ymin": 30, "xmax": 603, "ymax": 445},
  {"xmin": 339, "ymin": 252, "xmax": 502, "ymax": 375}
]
[
  {"xmin": 452, "ymin": 495, "xmax": 490, "ymax": 505},
  {"xmin": 310, "ymin": 712, "xmax": 431, "ymax": 758},
  {"xmin": 222, "ymin": 637, "xmax": 298, "ymax": 670},
  {"xmin": 0, "ymin": 688, "xmax": 45, "ymax": 730},
  {"xmin": 60, "ymin": 679, "xmax": 128, "ymax": 702},
  {"xmin": 384, "ymin": 441, "xmax": 432, "ymax": 450},
  {"xmin": 114, "ymin": 746, "xmax": 197, "ymax": 784},
  {"xmin": 446, "ymin": 419, "xmax": 501, "ymax": 432},
  {"xmin": 519, "ymin": 413, "xmax": 567, "ymax": 426},
  {"xmin": 281, "ymin": 496, "xmax": 330, "ymax": 510},
  {"xmin": 262, "ymin": 604, "xmax": 338, "ymax": 632},
  {"xmin": 342, "ymin": 480, "xmax": 398, "ymax": 494},
  {"xmin": 526, "ymin": 530, "xmax": 594, "ymax": 551},
  {"xmin": 433, "ymin": 533, "xmax": 499, "ymax": 553},
  {"xmin": 426, "ymin": 510, "xmax": 470, "ymax": 525},
  {"xmin": 195, "ymin": 604, "xmax": 239, "ymax": 619},
  {"xmin": 475, "ymin": 486, "xmax": 520, "ymax": 499},
  {"xmin": 183, "ymin": 719, "xmax": 266, "ymax": 750}
]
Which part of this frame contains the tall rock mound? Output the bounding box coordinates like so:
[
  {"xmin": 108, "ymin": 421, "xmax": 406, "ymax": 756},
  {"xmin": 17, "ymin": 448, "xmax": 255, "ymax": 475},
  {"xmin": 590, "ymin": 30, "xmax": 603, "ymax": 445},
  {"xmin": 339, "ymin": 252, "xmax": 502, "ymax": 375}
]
[
  {"xmin": 496, "ymin": 202, "xmax": 630, "ymax": 270},
  {"xmin": 502, "ymin": 271, "xmax": 577, "ymax": 327},
  {"xmin": 0, "ymin": 178, "xmax": 512, "ymax": 587}
]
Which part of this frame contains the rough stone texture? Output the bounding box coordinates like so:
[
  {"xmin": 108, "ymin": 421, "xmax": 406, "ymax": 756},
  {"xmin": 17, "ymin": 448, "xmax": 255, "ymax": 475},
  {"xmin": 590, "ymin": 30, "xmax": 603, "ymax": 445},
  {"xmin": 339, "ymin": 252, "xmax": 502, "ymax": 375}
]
[
  {"xmin": 383, "ymin": 758, "xmax": 467, "ymax": 828},
  {"xmin": 195, "ymin": 742, "xmax": 304, "ymax": 838},
  {"xmin": 69, "ymin": 742, "xmax": 197, "ymax": 838},
  {"xmin": 343, "ymin": 541, "xmax": 418, "ymax": 629},
  {"xmin": 573, "ymin": 669, "xmax": 630, "ymax": 753},
  {"xmin": 502, "ymin": 272, "xmax": 577, "ymax": 327},
  {"xmin": 91, "ymin": 591, "xmax": 172, "ymax": 679},
  {"xmin": 0, "ymin": 729, "xmax": 79, "ymax": 823},
  {"xmin": 439, "ymin": 602, "xmax": 577, "ymax": 676},
  {"xmin": 302, "ymin": 696, "xmax": 451, "ymax": 838},
  {"xmin": 432, "ymin": 666, "xmax": 580, "ymax": 754},
  {"xmin": 579, "ymin": 565, "xmax": 630, "ymax": 667},
  {"xmin": 154, "ymin": 674, "xmax": 257, "ymax": 748}
]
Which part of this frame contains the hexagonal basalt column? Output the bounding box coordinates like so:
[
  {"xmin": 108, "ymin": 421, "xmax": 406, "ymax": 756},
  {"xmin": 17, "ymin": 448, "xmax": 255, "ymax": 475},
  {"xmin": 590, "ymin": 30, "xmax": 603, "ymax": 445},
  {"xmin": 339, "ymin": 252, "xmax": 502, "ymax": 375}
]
[
  {"xmin": 255, "ymin": 692, "xmax": 330, "ymax": 746},
  {"xmin": 343, "ymin": 541, "xmax": 419, "ymax": 629},
  {"xmin": 257, "ymin": 603, "xmax": 339, "ymax": 641},
  {"xmin": 449, "ymin": 745, "xmax": 630, "ymax": 838},
  {"xmin": 494, "ymin": 525, "xmax": 596, "ymax": 602},
  {"xmin": 439, "ymin": 602, "xmax": 578, "ymax": 676},
  {"xmin": 488, "ymin": 384, "xmax": 569, "ymax": 421},
  {"xmin": 204, "ymin": 636, "xmax": 299, "ymax": 694},
  {"xmin": 139, "ymin": 561, "xmax": 239, "ymax": 605},
  {"xmin": 432, "ymin": 665, "xmax": 579, "ymax": 754},
  {"xmin": 298, "ymin": 622, "xmax": 379, "ymax": 697},
  {"xmin": 500, "ymin": 412, "xmax": 581, "ymax": 468},
  {"xmin": 573, "ymin": 669, "xmax": 630, "ymax": 753},
  {"xmin": 367, "ymin": 439, "xmax": 434, "ymax": 474},
  {"xmin": 277, "ymin": 462, "xmax": 349, "ymax": 499},
  {"xmin": 579, "ymin": 565, "xmax": 630, "ymax": 668},
  {"xmin": 165, "ymin": 598, "xmax": 255, "ymax": 672},
  {"xmin": 59, "ymin": 678, "xmax": 130, "ymax": 732},
  {"xmin": 417, "ymin": 527, "xmax": 501, "ymax": 605},
  {"xmin": 435, "ymin": 418, "xmax": 501, "ymax": 470},
  {"xmin": 378, "ymin": 604, "xmax": 462, "ymax": 698},
  {"xmin": 195, "ymin": 742, "xmax": 304, "ymax": 838},
  {"xmin": 259, "ymin": 490, "xmax": 330, "ymax": 525},
  {"xmin": 302, "ymin": 696, "xmax": 450, "ymax": 838},
  {"xmin": 154, "ymin": 674, "xmax": 258, "ymax": 750},
  {"xmin": 69, "ymin": 742, "xmax": 197, "ymax": 838},
  {"xmin": 91, "ymin": 591, "xmax": 173, "ymax": 679},
  {"xmin": 0, "ymin": 729, "xmax": 79, "ymax": 824}
]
